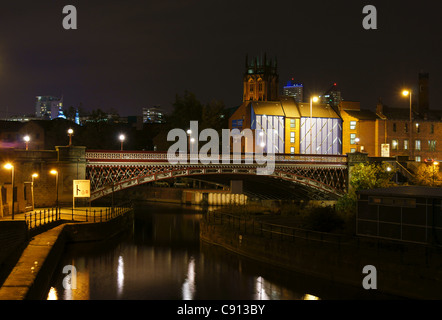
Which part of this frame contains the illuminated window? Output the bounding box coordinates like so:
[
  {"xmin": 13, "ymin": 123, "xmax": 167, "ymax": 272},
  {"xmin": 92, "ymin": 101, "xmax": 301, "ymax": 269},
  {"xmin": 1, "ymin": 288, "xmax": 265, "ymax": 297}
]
[
  {"xmin": 415, "ymin": 140, "xmax": 421, "ymax": 150},
  {"xmin": 350, "ymin": 148, "xmax": 356, "ymax": 153},
  {"xmin": 290, "ymin": 132, "xmax": 295, "ymax": 143},
  {"xmin": 350, "ymin": 133, "xmax": 356, "ymax": 144},
  {"xmin": 429, "ymin": 140, "xmax": 437, "ymax": 151},
  {"xmin": 290, "ymin": 119, "xmax": 295, "ymax": 128},
  {"xmin": 350, "ymin": 121, "xmax": 356, "ymax": 130},
  {"xmin": 290, "ymin": 147, "xmax": 295, "ymax": 154},
  {"xmin": 415, "ymin": 156, "xmax": 421, "ymax": 162},
  {"xmin": 404, "ymin": 139, "xmax": 408, "ymax": 150},
  {"xmin": 392, "ymin": 139, "xmax": 398, "ymax": 150},
  {"xmin": 416, "ymin": 123, "xmax": 420, "ymax": 133}
]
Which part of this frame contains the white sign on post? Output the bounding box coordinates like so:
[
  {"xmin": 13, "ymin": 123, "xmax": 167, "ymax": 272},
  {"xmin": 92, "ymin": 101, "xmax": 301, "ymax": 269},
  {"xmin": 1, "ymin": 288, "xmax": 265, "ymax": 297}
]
[
  {"xmin": 381, "ymin": 144, "xmax": 390, "ymax": 157},
  {"xmin": 73, "ymin": 180, "xmax": 90, "ymax": 198}
]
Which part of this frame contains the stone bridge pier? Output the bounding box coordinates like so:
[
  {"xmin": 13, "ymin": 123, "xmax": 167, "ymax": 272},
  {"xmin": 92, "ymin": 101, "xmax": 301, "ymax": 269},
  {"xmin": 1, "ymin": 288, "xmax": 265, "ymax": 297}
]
[{"xmin": 0, "ymin": 146, "xmax": 86, "ymax": 217}]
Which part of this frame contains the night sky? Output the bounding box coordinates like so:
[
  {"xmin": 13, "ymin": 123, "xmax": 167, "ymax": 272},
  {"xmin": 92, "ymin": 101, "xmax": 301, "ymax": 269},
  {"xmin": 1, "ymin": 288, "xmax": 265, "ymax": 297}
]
[{"xmin": 0, "ymin": 0, "xmax": 441, "ymax": 117}]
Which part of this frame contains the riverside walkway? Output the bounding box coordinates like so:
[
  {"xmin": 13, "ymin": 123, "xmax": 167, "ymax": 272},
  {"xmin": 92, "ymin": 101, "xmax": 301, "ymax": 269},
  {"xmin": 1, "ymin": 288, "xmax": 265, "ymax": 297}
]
[{"xmin": 0, "ymin": 205, "xmax": 133, "ymax": 300}]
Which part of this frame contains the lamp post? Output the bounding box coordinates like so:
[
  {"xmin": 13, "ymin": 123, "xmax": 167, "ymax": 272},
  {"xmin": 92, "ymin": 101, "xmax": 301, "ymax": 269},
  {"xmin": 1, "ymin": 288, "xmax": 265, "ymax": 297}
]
[
  {"xmin": 309, "ymin": 96, "xmax": 319, "ymax": 154},
  {"xmin": 50, "ymin": 169, "xmax": 59, "ymax": 209},
  {"xmin": 433, "ymin": 161, "xmax": 439, "ymax": 186},
  {"xmin": 23, "ymin": 135, "xmax": 30, "ymax": 150},
  {"xmin": 67, "ymin": 128, "xmax": 74, "ymax": 146},
  {"xmin": 402, "ymin": 90, "xmax": 412, "ymax": 160},
  {"xmin": 186, "ymin": 129, "xmax": 192, "ymax": 153},
  {"xmin": 31, "ymin": 173, "xmax": 38, "ymax": 211},
  {"xmin": 4, "ymin": 163, "xmax": 14, "ymax": 219},
  {"xmin": 119, "ymin": 134, "xmax": 125, "ymax": 151}
]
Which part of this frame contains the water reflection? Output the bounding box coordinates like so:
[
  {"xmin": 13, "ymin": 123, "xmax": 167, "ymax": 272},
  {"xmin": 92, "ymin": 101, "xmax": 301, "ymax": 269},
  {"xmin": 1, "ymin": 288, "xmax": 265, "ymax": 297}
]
[
  {"xmin": 182, "ymin": 256, "xmax": 196, "ymax": 300},
  {"xmin": 46, "ymin": 202, "xmax": 399, "ymax": 300}
]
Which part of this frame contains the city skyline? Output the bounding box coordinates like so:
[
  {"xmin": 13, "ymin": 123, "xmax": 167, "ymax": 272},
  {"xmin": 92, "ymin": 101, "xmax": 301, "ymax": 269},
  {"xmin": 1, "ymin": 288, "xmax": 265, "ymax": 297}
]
[{"xmin": 0, "ymin": 0, "xmax": 441, "ymax": 117}]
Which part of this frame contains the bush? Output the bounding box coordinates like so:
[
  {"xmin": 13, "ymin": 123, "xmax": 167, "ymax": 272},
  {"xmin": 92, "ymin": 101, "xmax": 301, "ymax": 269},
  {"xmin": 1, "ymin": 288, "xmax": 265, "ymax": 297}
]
[{"xmin": 301, "ymin": 206, "xmax": 344, "ymax": 232}]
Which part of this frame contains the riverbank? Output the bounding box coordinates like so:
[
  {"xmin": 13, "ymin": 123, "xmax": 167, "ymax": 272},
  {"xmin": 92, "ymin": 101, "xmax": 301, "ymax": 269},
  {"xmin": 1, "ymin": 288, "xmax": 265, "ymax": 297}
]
[
  {"xmin": 0, "ymin": 209, "xmax": 133, "ymax": 300},
  {"xmin": 200, "ymin": 210, "xmax": 442, "ymax": 299}
]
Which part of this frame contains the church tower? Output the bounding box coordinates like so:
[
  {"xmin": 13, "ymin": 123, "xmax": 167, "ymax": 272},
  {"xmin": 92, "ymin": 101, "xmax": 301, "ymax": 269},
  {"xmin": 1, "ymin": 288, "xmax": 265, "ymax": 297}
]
[{"xmin": 243, "ymin": 53, "xmax": 279, "ymax": 102}]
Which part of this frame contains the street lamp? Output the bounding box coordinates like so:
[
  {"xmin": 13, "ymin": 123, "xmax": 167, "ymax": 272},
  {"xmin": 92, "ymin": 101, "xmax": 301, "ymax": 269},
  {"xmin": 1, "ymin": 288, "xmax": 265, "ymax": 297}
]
[
  {"xmin": 23, "ymin": 135, "xmax": 30, "ymax": 150},
  {"xmin": 50, "ymin": 169, "xmax": 59, "ymax": 209},
  {"xmin": 67, "ymin": 128, "xmax": 74, "ymax": 146},
  {"xmin": 433, "ymin": 161, "xmax": 439, "ymax": 186},
  {"xmin": 402, "ymin": 90, "xmax": 412, "ymax": 159},
  {"xmin": 186, "ymin": 129, "xmax": 192, "ymax": 156},
  {"xmin": 119, "ymin": 134, "xmax": 125, "ymax": 151},
  {"xmin": 355, "ymin": 137, "xmax": 360, "ymax": 152},
  {"xmin": 31, "ymin": 173, "xmax": 38, "ymax": 211},
  {"xmin": 4, "ymin": 163, "xmax": 15, "ymax": 219},
  {"xmin": 309, "ymin": 96, "xmax": 319, "ymax": 154}
]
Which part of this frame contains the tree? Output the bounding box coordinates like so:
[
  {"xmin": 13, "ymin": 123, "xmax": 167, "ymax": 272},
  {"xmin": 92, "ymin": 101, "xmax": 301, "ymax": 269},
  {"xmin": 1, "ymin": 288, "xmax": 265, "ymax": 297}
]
[
  {"xmin": 413, "ymin": 163, "xmax": 442, "ymax": 186},
  {"xmin": 349, "ymin": 162, "xmax": 396, "ymax": 191},
  {"xmin": 336, "ymin": 162, "xmax": 396, "ymax": 224},
  {"xmin": 166, "ymin": 91, "xmax": 203, "ymax": 129}
]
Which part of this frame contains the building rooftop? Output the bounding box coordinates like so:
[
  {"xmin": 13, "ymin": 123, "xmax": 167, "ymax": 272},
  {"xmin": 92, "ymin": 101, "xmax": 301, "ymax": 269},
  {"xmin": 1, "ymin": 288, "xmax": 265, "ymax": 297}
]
[{"xmin": 358, "ymin": 186, "xmax": 442, "ymax": 199}]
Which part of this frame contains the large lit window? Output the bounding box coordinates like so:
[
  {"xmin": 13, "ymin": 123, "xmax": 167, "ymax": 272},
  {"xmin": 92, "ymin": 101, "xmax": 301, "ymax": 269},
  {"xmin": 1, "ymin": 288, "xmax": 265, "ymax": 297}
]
[
  {"xmin": 290, "ymin": 119, "xmax": 295, "ymax": 128},
  {"xmin": 392, "ymin": 139, "xmax": 398, "ymax": 150},
  {"xmin": 429, "ymin": 140, "xmax": 437, "ymax": 152},
  {"xmin": 415, "ymin": 156, "xmax": 421, "ymax": 162},
  {"xmin": 404, "ymin": 139, "xmax": 408, "ymax": 150},
  {"xmin": 350, "ymin": 133, "xmax": 356, "ymax": 144},
  {"xmin": 350, "ymin": 121, "xmax": 356, "ymax": 130},
  {"xmin": 290, "ymin": 147, "xmax": 295, "ymax": 154},
  {"xmin": 415, "ymin": 139, "xmax": 421, "ymax": 150},
  {"xmin": 290, "ymin": 132, "xmax": 295, "ymax": 143}
]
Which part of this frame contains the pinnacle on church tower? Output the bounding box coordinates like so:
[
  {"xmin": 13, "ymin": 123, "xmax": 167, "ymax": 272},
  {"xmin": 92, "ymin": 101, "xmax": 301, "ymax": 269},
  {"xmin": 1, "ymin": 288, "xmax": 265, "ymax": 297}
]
[{"xmin": 243, "ymin": 53, "xmax": 279, "ymax": 102}]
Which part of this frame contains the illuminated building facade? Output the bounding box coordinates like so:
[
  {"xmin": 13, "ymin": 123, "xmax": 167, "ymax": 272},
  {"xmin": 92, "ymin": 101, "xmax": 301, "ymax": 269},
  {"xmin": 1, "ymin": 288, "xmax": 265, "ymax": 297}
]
[
  {"xmin": 283, "ymin": 79, "xmax": 303, "ymax": 103},
  {"xmin": 35, "ymin": 96, "xmax": 63, "ymax": 120}
]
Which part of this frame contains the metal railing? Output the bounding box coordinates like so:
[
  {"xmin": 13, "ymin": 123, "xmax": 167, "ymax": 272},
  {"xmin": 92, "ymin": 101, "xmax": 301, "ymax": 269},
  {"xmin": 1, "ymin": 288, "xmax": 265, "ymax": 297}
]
[
  {"xmin": 24, "ymin": 202, "xmax": 133, "ymax": 231},
  {"xmin": 85, "ymin": 150, "xmax": 348, "ymax": 164},
  {"xmin": 204, "ymin": 210, "xmax": 350, "ymax": 246},
  {"xmin": 25, "ymin": 208, "xmax": 60, "ymax": 229}
]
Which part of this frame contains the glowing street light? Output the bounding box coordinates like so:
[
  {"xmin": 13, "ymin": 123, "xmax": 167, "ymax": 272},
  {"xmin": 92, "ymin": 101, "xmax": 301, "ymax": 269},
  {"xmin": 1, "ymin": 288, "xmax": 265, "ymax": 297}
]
[
  {"xmin": 50, "ymin": 169, "xmax": 59, "ymax": 209},
  {"xmin": 119, "ymin": 134, "xmax": 125, "ymax": 151},
  {"xmin": 3, "ymin": 163, "xmax": 15, "ymax": 219},
  {"xmin": 67, "ymin": 128, "xmax": 74, "ymax": 146},
  {"xmin": 31, "ymin": 173, "xmax": 38, "ymax": 211},
  {"xmin": 402, "ymin": 89, "xmax": 412, "ymax": 159},
  {"xmin": 23, "ymin": 135, "xmax": 30, "ymax": 150}
]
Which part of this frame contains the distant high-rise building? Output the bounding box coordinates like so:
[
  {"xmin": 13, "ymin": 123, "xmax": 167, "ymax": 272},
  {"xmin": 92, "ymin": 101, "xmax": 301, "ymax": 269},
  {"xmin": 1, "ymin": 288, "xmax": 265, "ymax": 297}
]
[
  {"xmin": 283, "ymin": 79, "xmax": 304, "ymax": 102},
  {"xmin": 142, "ymin": 106, "xmax": 165, "ymax": 123},
  {"xmin": 320, "ymin": 83, "xmax": 342, "ymax": 108},
  {"xmin": 243, "ymin": 53, "xmax": 279, "ymax": 102},
  {"xmin": 35, "ymin": 96, "xmax": 63, "ymax": 120}
]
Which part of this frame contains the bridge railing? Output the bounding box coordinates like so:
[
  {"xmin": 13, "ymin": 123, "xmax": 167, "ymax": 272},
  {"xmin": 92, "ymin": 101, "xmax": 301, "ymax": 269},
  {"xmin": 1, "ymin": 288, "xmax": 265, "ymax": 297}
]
[
  {"xmin": 24, "ymin": 202, "xmax": 133, "ymax": 232},
  {"xmin": 204, "ymin": 210, "xmax": 351, "ymax": 247},
  {"xmin": 85, "ymin": 150, "xmax": 347, "ymax": 164}
]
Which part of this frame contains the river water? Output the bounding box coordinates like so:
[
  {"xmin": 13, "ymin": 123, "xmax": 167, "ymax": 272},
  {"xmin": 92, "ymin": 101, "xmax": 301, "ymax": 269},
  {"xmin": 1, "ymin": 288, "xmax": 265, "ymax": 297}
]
[{"xmin": 45, "ymin": 202, "xmax": 400, "ymax": 300}]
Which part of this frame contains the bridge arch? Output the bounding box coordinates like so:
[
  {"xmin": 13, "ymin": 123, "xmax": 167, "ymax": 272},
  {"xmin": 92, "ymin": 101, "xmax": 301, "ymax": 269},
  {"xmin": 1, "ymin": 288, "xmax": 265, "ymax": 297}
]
[{"xmin": 86, "ymin": 151, "xmax": 348, "ymax": 201}]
